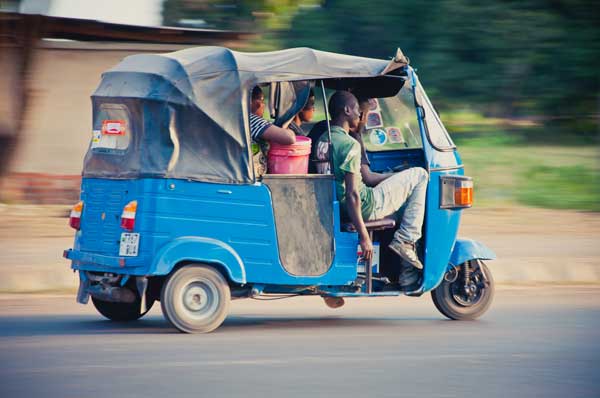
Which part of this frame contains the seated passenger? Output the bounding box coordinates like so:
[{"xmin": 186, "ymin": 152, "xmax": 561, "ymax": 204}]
[
  {"xmin": 310, "ymin": 97, "xmax": 385, "ymax": 182},
  {"xmin": 351, "ymin": 98, "xmax": 392, "ymax": 187},
  {"xmin": 289, "ymin": 89, "xmax": 316, "ymax": 136},
  {"xmin": 250, "ymin": 86, "xmax": 296, "ymax": 176},
  {"xmin": 316, "ymin": 91, "xmax": 428, "ymax": 270}
]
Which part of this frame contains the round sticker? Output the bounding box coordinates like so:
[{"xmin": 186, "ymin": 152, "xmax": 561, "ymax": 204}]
[
  {"xmin": 369, "ymin": 129, "xmax": 387, "ymax": 146},
  {"xmin": 386, "ymin": 127, "xmax": 405, "ymax": 144}
]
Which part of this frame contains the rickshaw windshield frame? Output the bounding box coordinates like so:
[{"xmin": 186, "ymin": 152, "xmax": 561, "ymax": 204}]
[{"xmin": 414, "ymin": 81, "xmax": 456, "ymax": 152}]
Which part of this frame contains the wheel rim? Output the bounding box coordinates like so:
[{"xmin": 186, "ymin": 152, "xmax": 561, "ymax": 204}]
[
  {"xmin": 449, "ymin": 267, "xmax": 487, "ymax": 307},
  {"xmin": 178, "ymin": 279, "xmax": 220, "ymax": 321}
]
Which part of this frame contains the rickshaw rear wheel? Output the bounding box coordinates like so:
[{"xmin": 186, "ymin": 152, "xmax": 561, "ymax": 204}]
[
  {"xmin": 431, "ymin": 261, "xmax": 494, "ymax": 321},
  {"xmin": 92, "ymin": 296, "xmax": 153, "ymax": 322},
  {"xmin": 160, "ymin": 264, "xmax": 230, "ymax": 334}
]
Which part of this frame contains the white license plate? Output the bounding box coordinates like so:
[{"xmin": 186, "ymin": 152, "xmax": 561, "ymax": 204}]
[{"xmin": 119, "ymin": 233, "xmax": 140, "ymax": 257}]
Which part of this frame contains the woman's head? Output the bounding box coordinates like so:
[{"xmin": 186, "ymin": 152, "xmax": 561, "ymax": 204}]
[
  {"xmin": 251, "ymin": 86, "xmax": 265, "ymax": 117},
  {"xmin": 298, "ymin": 89, "xmax": 316, "ymax": 123}
]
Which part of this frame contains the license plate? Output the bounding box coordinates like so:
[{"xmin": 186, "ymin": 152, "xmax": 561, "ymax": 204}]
[{"xmin": 119, "ymin": 233, "xmax": 140, "ymax": 256}]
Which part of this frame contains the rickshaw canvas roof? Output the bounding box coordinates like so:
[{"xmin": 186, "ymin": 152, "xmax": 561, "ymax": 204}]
[
  {"xmin": 86, "ymin": 47, "xmax": 405, "ymax": 184},
  {"xmin": 115, "ymin": 46, "xmax": 397, "ymax": 84}
]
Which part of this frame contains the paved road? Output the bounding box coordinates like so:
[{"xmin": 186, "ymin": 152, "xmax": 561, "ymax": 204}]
[{"xmin": 0, "ymin": 286, "xmax": 599, "ymax": 398}]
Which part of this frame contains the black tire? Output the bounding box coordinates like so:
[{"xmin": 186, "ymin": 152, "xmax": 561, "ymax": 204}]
[
  {"xmin": 92, "ymin": 296, "xmax": 153, "ymax": 322},
  {"xmin": 431, "ymin": 261, "xmax": 494, "ymax": 320},
  {"xmin": 160, "ymin": 264, "xmax": 230, "ymax": 333}
]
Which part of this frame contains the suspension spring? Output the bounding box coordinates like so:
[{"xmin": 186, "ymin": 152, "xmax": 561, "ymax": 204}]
[{"xmin": 463, "ymin": 260, "xmax": 472, "ymax": 290}]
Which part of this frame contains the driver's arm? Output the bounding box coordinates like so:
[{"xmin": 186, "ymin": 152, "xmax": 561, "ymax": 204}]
[
  {"xmin": 361, "ymin": 165, "xmax": 391, "ymax": 187},
  {"xmin": 344, "ymin": 172, "xmax": 373, "ymax": 262}
]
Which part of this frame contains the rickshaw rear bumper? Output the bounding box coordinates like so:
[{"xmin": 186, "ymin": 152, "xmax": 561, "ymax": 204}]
[
  {"xmin": 448, "ymin": 238, "xmax": 496, "ymax": 270},
  {"xmin": 63, "ymin": 248, "xmax": 146, "ymax": 273}
]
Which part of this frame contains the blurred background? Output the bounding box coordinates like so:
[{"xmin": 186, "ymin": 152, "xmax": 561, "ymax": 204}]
[
  {"xmin": 0, "ymin": 0, "xmax": 598, "ymax": 290},
  {"xmin": 1, "ymin": 0, "xmax": 598, "ymax": 208}
]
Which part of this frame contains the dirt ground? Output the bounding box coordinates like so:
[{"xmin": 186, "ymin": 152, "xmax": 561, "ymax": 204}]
[{"xmin": 0, "ymin": 203, "xmax": 599, "ymax": 291}]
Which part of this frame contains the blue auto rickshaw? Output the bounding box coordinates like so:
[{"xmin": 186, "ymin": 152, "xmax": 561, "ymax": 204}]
[{"xmin": 64, "ymin": 46, "xmax": 496, "ymax": 333}]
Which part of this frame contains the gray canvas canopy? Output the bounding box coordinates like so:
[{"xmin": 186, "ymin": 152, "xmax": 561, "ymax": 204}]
[{"xmin": 84, "ymin": 46, "xmax": 408, "ymax": 184}]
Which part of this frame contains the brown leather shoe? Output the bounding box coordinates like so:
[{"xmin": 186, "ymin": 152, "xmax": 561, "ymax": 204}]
[{"xmin": 323, "ymin": 296, "xmax": 345, "ymax": 309}]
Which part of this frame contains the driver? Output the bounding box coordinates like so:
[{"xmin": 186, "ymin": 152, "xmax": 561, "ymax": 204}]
[{"xmin": 316, "ymin": 91, "xmax": 428, "ymax": 270}]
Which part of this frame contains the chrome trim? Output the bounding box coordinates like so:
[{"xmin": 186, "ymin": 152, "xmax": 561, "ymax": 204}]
[{"xmin": 429, "ymin": 165, "xmax": 464, "ymax": 172}]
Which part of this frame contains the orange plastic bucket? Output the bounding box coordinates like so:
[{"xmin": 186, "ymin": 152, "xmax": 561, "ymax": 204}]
[{"xmin": 267, "ymin": 136, "xmax": 312, "ymax": 174}]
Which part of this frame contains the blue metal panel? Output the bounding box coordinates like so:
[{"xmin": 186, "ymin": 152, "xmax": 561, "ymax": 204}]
[
  {"xmin": 149, "ymin": 237, "xmax": 246, "ymax": 283},
  {"xmin": 410, "ymin": 69, "xmax": 465, "ymax": 293},
  {"xmin": 70, "ymin": 177, "xmax": 359, "ymax": 287},
  {"xmin": 448, "ymin": 238, "xmax": 497, "ymax": 269},
  {"xmin": 421, "ymin": 169, "xmax": 463, "ymax": 292},
  {"xmin": 368, "ymin": 149, "xmax": 424, "ymax": 173},
  {"xmin": 74, "ymin": 178, "xmax": 150, "ymax": 271}
]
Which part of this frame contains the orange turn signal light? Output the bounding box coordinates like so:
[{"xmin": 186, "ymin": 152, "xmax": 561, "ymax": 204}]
[
  {"xmin": 440, "ymin": 176, "xmax": 474, "ymax": 209},
  {"xmin": 454, "ymin": 186, "xmax": 473, "ymax": 207}
]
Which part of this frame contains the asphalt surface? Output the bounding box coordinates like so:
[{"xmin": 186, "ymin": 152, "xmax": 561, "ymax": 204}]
[{"xmin": 0, "ymin": 286, "xmax": 598, "ymax": 398}]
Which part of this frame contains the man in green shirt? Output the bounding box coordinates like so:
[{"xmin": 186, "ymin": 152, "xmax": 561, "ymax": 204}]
[{"xmin": 316, "ymin": 91, "xmax": 428, "ymax": 269}]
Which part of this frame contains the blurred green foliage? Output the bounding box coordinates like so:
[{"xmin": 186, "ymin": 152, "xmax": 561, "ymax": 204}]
[
  {"xmin": 163, "ymin": 0, "xmax": 599, "ymax": 139},
  {"xmin": 459, "ymin": 135, "xmax": 600, "ymax": 210},
  {"xmin": 518, "ymin": 165, "xmax": 600, "ymax": 211},
  {"xmin": 163, "ymin": 1, "xmax": 599, "ymax": 210},
  {"xmin": 281, "ymin": 0, "xmax": 599, "ymax": 136}
]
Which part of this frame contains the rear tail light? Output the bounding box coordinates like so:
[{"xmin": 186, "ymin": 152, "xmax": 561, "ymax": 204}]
[
  {"xmin": 440, "ymin": 176, "xmax": 473, "ymax": 209},
  {"xmin": 120, "ymin": 200, "xmax": 137, "ymax": 231},
  {"xmin": 69, "ymin": 201, "xmax": 84, "ymax": 230}
]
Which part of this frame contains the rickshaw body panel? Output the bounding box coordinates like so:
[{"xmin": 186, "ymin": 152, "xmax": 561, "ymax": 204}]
[
  {"xmin": 412, "ymin": 71, "xmax": 469, "ymax": 292},
  {"xmin": 70, "ymin": 177, "xmax": 359, "ymax": 287},
  {"xmin": 149, "ymin": 237, "xmax": 247, "ymax": 283},
  {"xmin": 421, "ymin": 166, "xmax": 464, "ymax": 292}
]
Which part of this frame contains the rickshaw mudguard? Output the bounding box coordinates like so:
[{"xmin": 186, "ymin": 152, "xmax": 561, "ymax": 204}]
[
  {"xmin": 148, "ymin": 237, "xmax": 246, "ymax": 284},
  {"xmin": 447, "ymin": 238, "xmax": 496, "ymax": 270}
]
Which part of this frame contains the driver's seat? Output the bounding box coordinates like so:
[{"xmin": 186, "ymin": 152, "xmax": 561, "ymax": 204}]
[{"xmin": 342, "ymin": 218, "xmax": 396, "ymax": 294}]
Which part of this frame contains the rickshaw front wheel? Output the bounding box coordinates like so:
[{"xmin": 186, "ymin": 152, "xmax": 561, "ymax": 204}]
[
  {"xmin": 161, "ymin": 264, "xmax": 231, "ymax": 333},
  {"xmin": 431, "ymin": 261, "xmax": 494, "ymax": 321}
]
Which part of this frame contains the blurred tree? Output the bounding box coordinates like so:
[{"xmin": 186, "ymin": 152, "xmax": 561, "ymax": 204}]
[
  {"xmin": 162, "ymin": 0, "xmax": 316, "ymax": 30},
  {"xmin": 283, "ymin": 0, "xmax": 599, "ymax": 123},
  {"xmin": 162, "ymin": 0, "xmax": 600, "ymax": 136}
]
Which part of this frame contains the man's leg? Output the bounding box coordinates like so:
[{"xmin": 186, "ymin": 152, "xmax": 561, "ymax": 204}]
[{"xmin": 370, "ymin": 167, "xmax": 428, "ymax": 268}]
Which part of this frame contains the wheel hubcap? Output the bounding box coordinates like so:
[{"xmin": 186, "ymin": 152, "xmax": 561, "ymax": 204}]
[
  {"xmin": 184, "ymin": 285, "xmax": 209, "ymax": 312},
  {"xmin": 180, "ymin": 280, "xmax": 219, "ymax": 320}
]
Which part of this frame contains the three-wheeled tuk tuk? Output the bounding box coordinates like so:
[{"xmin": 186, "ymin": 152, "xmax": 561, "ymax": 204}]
[{"xmin": 64, "ymin": 46, "xmax": 496, "ymax": 333}]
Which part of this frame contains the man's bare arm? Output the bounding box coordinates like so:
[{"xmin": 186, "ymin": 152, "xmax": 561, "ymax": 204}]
[
  {"xmin": 361, "ymin": 165, "xmax": 391, "ymax": 187},
  {"xmin": 344, "ymin": 172, "xmax": 373, "ymax": 262}
]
